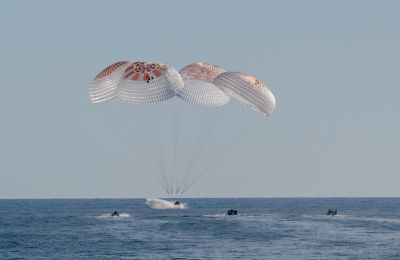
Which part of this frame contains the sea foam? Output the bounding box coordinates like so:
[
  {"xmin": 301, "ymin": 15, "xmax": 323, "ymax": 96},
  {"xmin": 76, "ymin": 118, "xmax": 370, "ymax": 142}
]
[{"xmin": 146, "ymin": 198, "xmax": 186, "ymax": 209}]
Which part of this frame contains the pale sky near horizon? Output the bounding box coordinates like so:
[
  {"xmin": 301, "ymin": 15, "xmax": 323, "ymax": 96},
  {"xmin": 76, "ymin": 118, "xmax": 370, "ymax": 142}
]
[{"xmin": 1, "ymin": 0, "xmax": 399, "ymax": 198}]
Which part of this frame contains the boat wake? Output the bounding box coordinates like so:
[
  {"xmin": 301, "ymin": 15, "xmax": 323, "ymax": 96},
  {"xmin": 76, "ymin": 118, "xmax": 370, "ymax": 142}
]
[{"xmin": 96, "ymin": 213, "xmax": 131, "ymax": 219}]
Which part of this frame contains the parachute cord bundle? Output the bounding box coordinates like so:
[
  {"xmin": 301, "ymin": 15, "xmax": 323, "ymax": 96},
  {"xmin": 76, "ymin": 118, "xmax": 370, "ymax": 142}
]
[
  {"xmin": 180, "ymin": 118, "xmax": 267, "ymax": 195},
  {"xmin": 176, "ymin": 106, "xmax": 226, "ymax": 195}
]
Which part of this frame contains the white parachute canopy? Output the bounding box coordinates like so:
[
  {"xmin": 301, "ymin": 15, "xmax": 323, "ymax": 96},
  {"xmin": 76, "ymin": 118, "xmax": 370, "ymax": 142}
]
[
  {"xmin": 213, "ymin": 72, "xmax": 276, "ymax": 116},
  {"xmin": 89, "ymin": 61, "xmax": 130, "ymax": 103},
  {"xmin": 177, "ymin": 62, "xmax": 230, "ymax": 106},
  {"xmin": 89, "ymin": 61, "xmax": 184, "ymax": 104}
]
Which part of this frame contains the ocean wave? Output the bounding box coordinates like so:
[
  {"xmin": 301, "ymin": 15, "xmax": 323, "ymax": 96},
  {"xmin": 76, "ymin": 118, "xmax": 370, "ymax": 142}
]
[
  {"xmin": 302, "ymin": 214, "xmax": 400, "ymax": 224},
  {"xmin": 204, "ymin": 213, "xmax": 278, "ymax": 220}
]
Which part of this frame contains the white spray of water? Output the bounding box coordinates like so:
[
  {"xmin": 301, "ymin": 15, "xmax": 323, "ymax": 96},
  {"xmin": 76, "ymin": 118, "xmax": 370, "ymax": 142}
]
[
  {"xmin": 146, "ymin": 198, "xmax": 186, "ymax": 209},
  {"xmin": 96, "ymin": 213, "xmax": 131, "ymax": 219}
]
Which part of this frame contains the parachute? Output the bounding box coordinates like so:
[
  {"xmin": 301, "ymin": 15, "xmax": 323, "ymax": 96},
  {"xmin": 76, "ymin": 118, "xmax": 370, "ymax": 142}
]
[
  {"xmin": 89, "ymin": 60, "xmax": 275, "ymax": 198},
  {"xmin": 89, "ymin": 61, "xmax": 129, "ymax": 103},
  {"xmin": 90, "ymin": 61, "xmax": 183, "ymax": 104},
  {"xmin": 213, "ymin": 71, "xmax": 275, "ymax": 116},
  {"xmin": 177, "ymin": 62, "xmax": 229, "ymax": 106}
]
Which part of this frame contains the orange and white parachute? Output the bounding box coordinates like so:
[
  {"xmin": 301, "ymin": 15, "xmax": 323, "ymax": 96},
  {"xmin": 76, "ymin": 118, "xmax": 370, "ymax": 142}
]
[
  {"xmin": 177, "ymin": 62, "xmax": 229, "ymax": 106},
  {"xmin": 89, "ymin": 61, "xmax": 183, "ymax": 104},
  {"xmin": 89, "ymin": 61, "xmax": 129, "ymax": 103},
  {"xmin": 213, "ymin": 72, "xmax": 276, "ymax": 116}
]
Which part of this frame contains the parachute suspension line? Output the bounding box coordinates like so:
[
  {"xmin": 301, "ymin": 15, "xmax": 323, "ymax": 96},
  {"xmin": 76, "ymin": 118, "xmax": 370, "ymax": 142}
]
[
  {"xmin": 177, "ymin": 110, "xmax": 211, "ymax": 197},
  {"xmin": 181, "ymin": 119, "xmax": 266, "ymax": 194},
  {"xmin": 177, "ymin": 106, "xmax": 226, "ymax": 196},
  {"xmin": 100, "ymin": 107, "xmax": 169, "ymax": 195},
  {"xmin": 153, "ymin": 105, "xmax": 171, "ymax": 196},
  {"xmin": 171, "ymin": 99, "xmax": 183, "ymax": 197},
  {"xmin": 176, "ymin": 107, "xmax": 208, "ymax": 195},
  {"xmin": 126, "ymin": 105, "xmax": 170, "ymax": 196}
]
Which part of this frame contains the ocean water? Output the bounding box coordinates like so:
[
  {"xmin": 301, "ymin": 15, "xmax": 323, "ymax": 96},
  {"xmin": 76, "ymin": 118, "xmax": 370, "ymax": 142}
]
[{"xmin": 1, "ymin": 198, "xmax": 400, "ymax": 259}]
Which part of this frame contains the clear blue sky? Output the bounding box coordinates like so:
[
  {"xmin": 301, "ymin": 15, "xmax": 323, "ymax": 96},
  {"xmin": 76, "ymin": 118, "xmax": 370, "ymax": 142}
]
[{"xmin": 1, "ymin": 0, "xmax": 399, "ymax": 198}]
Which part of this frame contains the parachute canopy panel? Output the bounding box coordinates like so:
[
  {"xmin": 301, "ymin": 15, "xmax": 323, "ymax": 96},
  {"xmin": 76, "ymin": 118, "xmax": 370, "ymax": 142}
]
[
  {"xmin": 213, "ymin": 72, "xmax": 276, "ymax": 116},
  {"xmin": 117, "ymin": 62, "xmax": 184, "ymax": 104},
  {"xmin": 89, "ymin": 61, "xmax": 129, "ymax": 103},
  {"xmin": 177, "ymin": 62, "xmax": 230, "ymax": 107}
]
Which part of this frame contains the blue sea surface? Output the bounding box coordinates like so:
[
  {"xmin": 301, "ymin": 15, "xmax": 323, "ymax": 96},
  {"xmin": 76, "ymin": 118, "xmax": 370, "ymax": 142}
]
[{"xmin": 1, "ymin": 198, "xmax": 400, "ymax": 259}]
